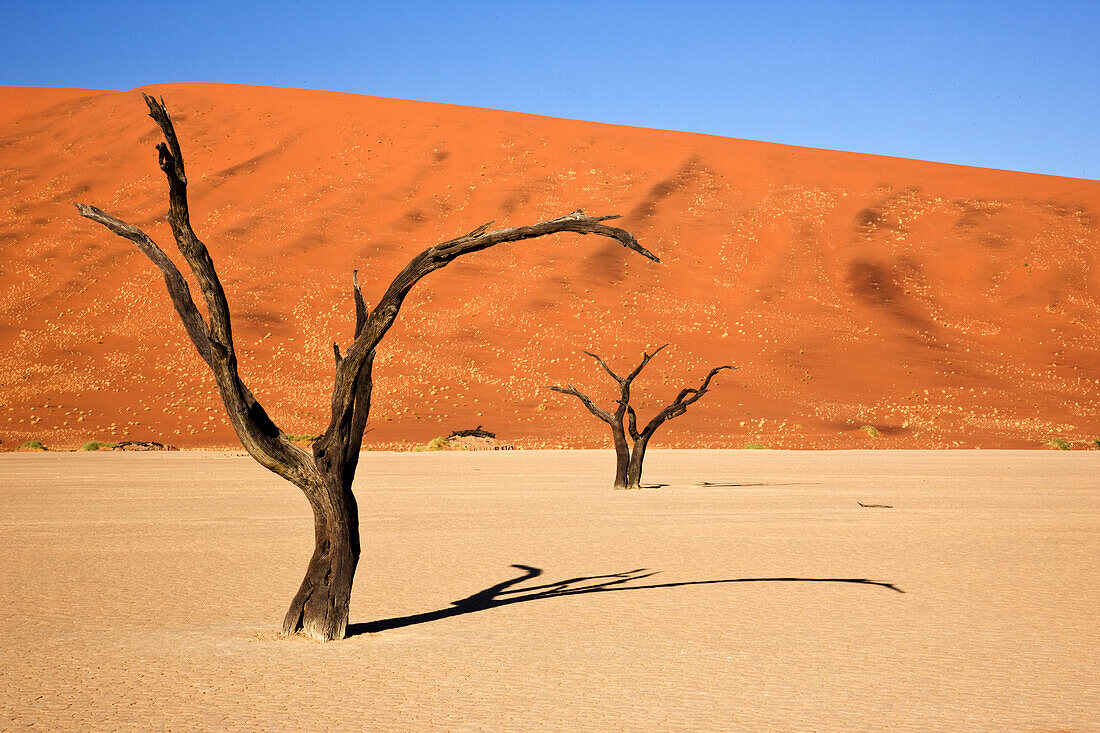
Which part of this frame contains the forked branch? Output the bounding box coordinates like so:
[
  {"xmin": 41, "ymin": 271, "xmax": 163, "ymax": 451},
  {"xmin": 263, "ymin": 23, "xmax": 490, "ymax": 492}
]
[{"xmin": 625, "ymin": 344, "xmax": 668, "ymax": 384}]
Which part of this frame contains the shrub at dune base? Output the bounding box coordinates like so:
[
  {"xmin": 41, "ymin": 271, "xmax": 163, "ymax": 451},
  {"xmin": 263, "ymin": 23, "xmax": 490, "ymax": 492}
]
[
  {"xmin": 413, "ymin": 436, "xmax": 467, "ymax": 452},
  {"xmin": 80, "ymin": 441, "xmax": 118, "ymax": 451}
]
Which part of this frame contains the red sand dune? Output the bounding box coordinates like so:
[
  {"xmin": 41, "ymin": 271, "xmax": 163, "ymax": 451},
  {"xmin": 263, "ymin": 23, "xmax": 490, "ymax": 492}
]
[{"xmin": 1, "ymin": 83, "xmax": 1098, "ymax": 450}]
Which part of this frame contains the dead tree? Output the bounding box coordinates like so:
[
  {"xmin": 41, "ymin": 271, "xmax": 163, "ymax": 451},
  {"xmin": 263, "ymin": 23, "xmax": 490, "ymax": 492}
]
[
  {"xmin": 76, "ymin": 95, "xmax": 657, "ymax": 641},
  {"xmin": 547, "ymin": 346, "xmax": 733, "ymax": 489}
]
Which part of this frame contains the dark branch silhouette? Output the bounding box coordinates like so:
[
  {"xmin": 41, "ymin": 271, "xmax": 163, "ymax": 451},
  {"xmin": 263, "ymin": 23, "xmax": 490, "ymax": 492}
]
[
  {"xmin": 547, "ymin": 347, "xmax": 734, "ymax": 488},
  {"xmin": 75, "ymin": 94, "xmax": 654, "ymax": 641},
  {"xmin": 349, "ymin": 564, "xmax": 904, "ymax": 635}
]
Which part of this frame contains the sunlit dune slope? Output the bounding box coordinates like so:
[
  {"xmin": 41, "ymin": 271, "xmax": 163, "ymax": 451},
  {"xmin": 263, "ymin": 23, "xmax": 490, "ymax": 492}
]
[{"xmin": 2, "ymin": 83, "xmax": 1098, "ymax": 450}]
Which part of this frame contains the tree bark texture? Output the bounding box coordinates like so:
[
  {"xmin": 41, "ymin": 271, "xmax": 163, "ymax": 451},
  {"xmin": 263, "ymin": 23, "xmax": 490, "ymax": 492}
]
[
  {"xmin": 547, "ymin": 347, "xmax": 734, "ymax": 489},
  {"xmin": 76, "ymin": 94, "xmax": 654, "ymax": 640}
]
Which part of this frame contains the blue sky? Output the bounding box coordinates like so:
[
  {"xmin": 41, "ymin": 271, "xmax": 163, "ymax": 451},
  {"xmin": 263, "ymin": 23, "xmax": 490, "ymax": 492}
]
[{"xmin": 3, "ymin": 0, "xmax": 1097, "ymax": 179}]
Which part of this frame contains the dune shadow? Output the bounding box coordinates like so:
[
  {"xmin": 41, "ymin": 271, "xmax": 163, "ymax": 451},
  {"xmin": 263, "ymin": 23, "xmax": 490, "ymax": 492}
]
[{"xmin": 348, "ymin": 564, "xmax": 904, "ymax": 636}]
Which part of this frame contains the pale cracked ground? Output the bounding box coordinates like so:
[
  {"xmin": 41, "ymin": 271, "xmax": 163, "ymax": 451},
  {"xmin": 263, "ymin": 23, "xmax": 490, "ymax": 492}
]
[{"xmin": 0, "ymin": 450, "xmax": 1096, "ymax": 732}]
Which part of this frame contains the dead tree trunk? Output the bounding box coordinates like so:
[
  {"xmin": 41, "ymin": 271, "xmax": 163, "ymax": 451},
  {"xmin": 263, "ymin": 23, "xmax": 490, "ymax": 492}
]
[
  {"xmin": 76, "ymin": 94, "xmax": 657, "ymax": 641},
  {"xmin": 610, "ymin": 422, "xmax": 631, "ymax": 489},
  {"xmin": 547, "ymin": 347, "xmax": 733, "ymax": 489},
  {"xmin": 625, "ymin": 433, "xmax": 651, "ymax": 488}
]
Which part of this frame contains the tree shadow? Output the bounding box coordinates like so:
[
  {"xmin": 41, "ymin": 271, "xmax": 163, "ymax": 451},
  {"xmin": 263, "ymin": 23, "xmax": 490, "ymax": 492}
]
[
  {"xmin": 630, "ymin": 481, "xmax": 816, "ymax": 489},
  {"xmin": 347, "ymin": 564, "xmax": 904, "ymax": 636},
  {"xmin": 697, "ymin": 481, "xmax": 813, "ymax": 488}
]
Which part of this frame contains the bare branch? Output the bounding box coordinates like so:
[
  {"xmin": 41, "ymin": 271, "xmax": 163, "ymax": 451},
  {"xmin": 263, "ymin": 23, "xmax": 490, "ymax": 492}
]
[
  {"xmin": 78, "ymin": 100, "xmax": 317, "ymax": 489},
  {"xmin": 671, "ymin": 365, "xmax": 737, "ymax": 410},
  {"xmin": 320, "ymin": 210, "xmax": 656, "ymax": 462},
  {"xmin": 433, "ymin": 210, "xmax": 657, "ymax": 263},
  {"xmin": 74, "ymin": 203, "xmax": 214, "ymax": 367},
  {"xmin": 545, "ymin": 385, "xmax": 617, "ymax": 425},
  {"xmin": 466, "ymin": 221, "xmax": 494, "ymax": 237},
  {"xmin": 626, "ymin": 405, "xmax": 640, "ymax": 441},
  {"xmin": 352, "ymin": 269, "xmax": 367, "ymax": 337},
  {"xmin": 336, "ymin": 269, "xmax": 375, "ymax": 466},
  {"xmin": 142, "ymin": 94, "xmax": 237, "ymax": 352},
  {"xmin": 339, "ymin": 351, "xmax": 374, "ymax": 471},
  {"xmin": 582, "ymin": 343, "xmax": 668, "ymax": 390},
  {"xmin": 640, "ymin": 365, "xmax": 737, "ymax": 438},
  {"xmin": 367, "ymin": 210, "xmax": 656, "ymax": 351},
  {"xmin": 624, "ymin": 343, "xmax": 668, "ymax": 385},
  {"xmin": 583, "ymin": 351, "xmax": 623, "ymax": 383},
  {"xmin": 142, "ymin": 94, "xmax": 186, "ymax": 183}
]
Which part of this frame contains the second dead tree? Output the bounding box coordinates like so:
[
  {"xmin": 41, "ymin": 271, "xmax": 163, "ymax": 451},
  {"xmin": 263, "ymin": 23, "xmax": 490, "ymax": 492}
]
[{"xmin": 547, "ymin": 346, "xmax": 734, "ymax": 489}]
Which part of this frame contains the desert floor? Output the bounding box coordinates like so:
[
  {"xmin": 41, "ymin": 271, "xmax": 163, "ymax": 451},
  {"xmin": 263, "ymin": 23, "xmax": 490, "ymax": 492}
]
[{"xmin": 0, "ymin": 449, "xmax": 1096, "ymax": 731}]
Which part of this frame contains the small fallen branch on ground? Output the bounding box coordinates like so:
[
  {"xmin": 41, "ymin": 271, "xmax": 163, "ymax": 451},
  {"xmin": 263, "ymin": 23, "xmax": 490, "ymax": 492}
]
[
  {"xmin": 114, "ymin": 440, "xmax": 178, "ymax": 451},
  {"xmin": 448, "ymin": 425, "xmax": 496, "ymax": 439}
]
